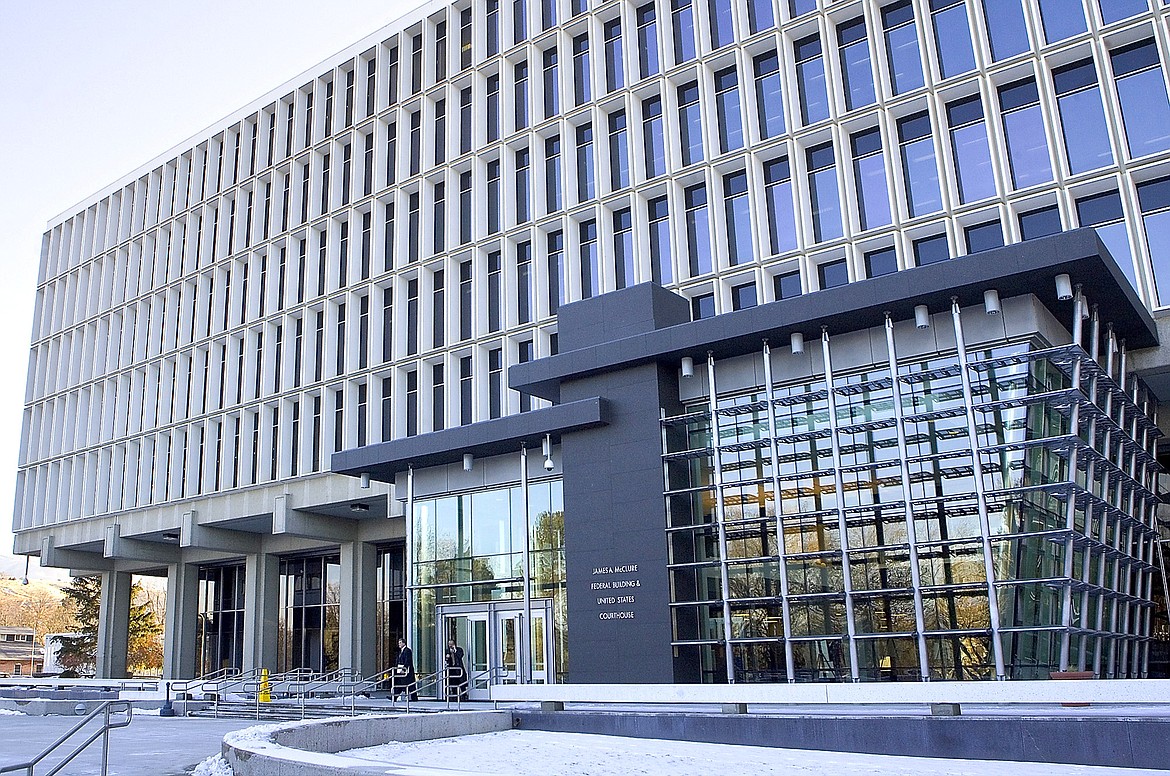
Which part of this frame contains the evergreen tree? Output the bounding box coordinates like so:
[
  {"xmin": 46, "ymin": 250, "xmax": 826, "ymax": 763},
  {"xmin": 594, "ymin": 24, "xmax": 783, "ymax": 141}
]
[{"xmin": 52, "ymin": 575, "xmax": 165, "ymax": 676}]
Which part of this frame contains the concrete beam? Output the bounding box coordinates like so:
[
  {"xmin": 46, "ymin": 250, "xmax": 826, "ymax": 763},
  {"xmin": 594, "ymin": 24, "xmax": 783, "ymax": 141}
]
[
  {"xmin": 40, "ymin": 536, "xmax": 114, "ymax": 573},
  {"xmin": 104, "ymin": 524, "xmax": 180, "ymax": 564},
  {"xmin": 273, "ymin": 494, "xmax": 357, "ymax": 542},
  {"xmin": 180, "ymin": 510, "xmax": 261, "ymax": 553}
]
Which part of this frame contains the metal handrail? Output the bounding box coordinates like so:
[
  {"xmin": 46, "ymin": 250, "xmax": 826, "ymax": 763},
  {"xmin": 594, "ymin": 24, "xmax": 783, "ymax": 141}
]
[
  {"xmin": 293, "ymin": 668, "xmax": 362, "ymax": 718},
  {"xmin": 0, "ymin": 700, "xmax": 132, "ymax": 776}
]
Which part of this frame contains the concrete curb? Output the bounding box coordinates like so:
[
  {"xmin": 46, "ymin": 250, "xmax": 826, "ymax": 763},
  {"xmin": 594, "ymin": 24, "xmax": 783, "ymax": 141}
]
[{"xmin": 222, "ymin": 711, "xmax": 513, "ymax": 776}]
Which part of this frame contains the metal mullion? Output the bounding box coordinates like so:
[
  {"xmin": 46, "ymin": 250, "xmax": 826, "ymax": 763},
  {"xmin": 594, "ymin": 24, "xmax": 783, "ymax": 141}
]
[
  {"xmin": 761, "ymin": 340, "xmax": 797, "ymax": 682},
  {"xmin": 821, "ymin": 328, "xmax": 860, "ymax": 681},
  {"xmin": 405, "ymin": 465, "xmax": 415, "ymax": 654},
  {"xmin": 706, "ymin": 352, "xmax": 737, "ymax": 684},
  {"xmin": 949, "ymin": 298, "xmax": 1006, "ymax": 679},
  {"xmin": 883, "ymin": 315, "xmax": 929, "ymax": 680},
  {"xmin": 1059, "ymin": 288, "xmax": 1084, "ymax": 670},
  {"xmin": 1076, "ymin": 367, "xmax": 1100, "ymax": 672}
]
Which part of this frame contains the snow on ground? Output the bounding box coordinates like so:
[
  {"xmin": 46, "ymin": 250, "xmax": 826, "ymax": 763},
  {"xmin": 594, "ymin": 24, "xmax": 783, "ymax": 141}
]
[
  {"xmin": 343, "ymin": 730, "xmax": 1168, "ymax": 776},
  {"xmin": 189, "ymin": 754, "xmax": 233, "ymax": 776},
  {"xmin": 0, "ymin": 708, "xmax": 23, "ymax": 715}
]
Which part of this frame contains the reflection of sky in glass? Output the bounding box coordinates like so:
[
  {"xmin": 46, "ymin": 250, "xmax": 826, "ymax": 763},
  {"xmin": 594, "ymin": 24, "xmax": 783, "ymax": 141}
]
[
  {"xmin": 1099, "ymin": 0, "xmax": 1147, "ymax": 25},
  {"xmin": 727, "ymin": 193, "xmax": 753, "ymax": 265},
  {"xmin": 1058, "ymin": 89, "xmax": 1112, "ymax": 173},
  {"xmin": 1117, "ymin": 70, "xmax": 1170, "ymax": 159},
  {"xmin": 767, "ymin": 179, "xmax": 797, "ymax": 253},
  {"xmin": 886, "ymin": 24, "xmax": 924, "ymax": 94},
  {"xmin": 798, "ymin": 58, "xmax": 829, "ymax": 124},
  {"xmin": 1093, "ymin": 223, "xmax": 1136, "ymax": 290},
  {"xmin": 1003, "ymin": 108, "xmax": 1052, "ymax": 188},
  {"xmin": 841, "ymin": 40, "xmax": 875, "ymax": 110},
  {"xmin": 1143, "ymin": 210, "xmax": 1170, "ymax": 305},
  {"xmin": 901, "ymin": 138, "xmax": 942, "ymax": 216},
  {"xmin": 983, "ymin": 0, "xmax": 1029, "ymax": 60},
  {"xmin": 855, "ymin": 153, "xmax": 892, "ymax": 229},
  {"xmin": 810, "ymin": 167, "xmax": 842, "ymax": 241},
  {"xmin": 717, "ymin": 86, "xmax": 744, "ymax": 151},
  {"xmin": 756, "ymin": 69, "xmax": 785, "ymax": 138},
  {"xmin": 952, "ymin": 122, "xmax": 995, "ymax": 202},
  {"xmin": 933, "ymin": 5, "xmax": 975, "ymax": 78},
  {"xmin": 1038, "ymin": 0, "xmax": 1086, "ymax": 43}
]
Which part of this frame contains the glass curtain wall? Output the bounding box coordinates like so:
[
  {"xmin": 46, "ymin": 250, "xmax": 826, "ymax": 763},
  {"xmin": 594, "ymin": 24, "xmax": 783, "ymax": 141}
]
[
  {"xmin": 196, "ymin": 564, "xmax": 246, "ymax": 676},
  {"xmin": 277, "ymin": 554, "xmax": 342, "ymax": 672},
  {"xmin": 412, "ymin": 478, "xmax": 566, "ymax": 679},
  {"xmin": 664, "ymin": 326, "xmax": 1161, "ymax": 683}
]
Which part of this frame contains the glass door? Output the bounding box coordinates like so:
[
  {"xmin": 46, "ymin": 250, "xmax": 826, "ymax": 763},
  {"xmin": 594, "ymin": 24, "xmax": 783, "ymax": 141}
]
[
  {"xmin": 438, "ymin": 600, "xmax": 555, "ymax": 699},
  {"xmin": 442, "ymin": 612, "xmax": 490, "ymax": 699},
  {"xmin": 495, "ymin": 611, "xmax": 521, "ymax": 684}
]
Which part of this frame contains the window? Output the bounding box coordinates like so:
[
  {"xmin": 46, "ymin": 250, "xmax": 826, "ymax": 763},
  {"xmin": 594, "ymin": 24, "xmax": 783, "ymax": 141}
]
[
  {"xmin": 545, "ymin": 136, "xmax": 562, "ymax": 213},
  {"xmin": 1076, "ymin": 190, "xmax": 1135, "ymax": 285},
  {"xmin": 898, "ymin": 112, "xmax": 942, "ymax": 217},
  {"xmin": 1099, "ymin": 0, "xmax": 1148, "ymax": 25},
  {"xmin": 460, "ymin": 356, "xmax": 473, "ymax": 424},
  {"xmin": 580, "ymin": 220, "xmax": 600, "ymax": 298},
  {"xmin": 460, "ymin": 260, "xmax": 473, "ymax": 339},
  {"xmin": 411, "ymin": 34, "xmax": 423, "ymax": 93},
  {"xmin": 406, "ymin": 279, "xmax": 419, "ymax": 355},
  {"xmin": 614, "ymin": 209, "xmax": 635, "ymax": 289},
  {"xmin": 754, "ymin": 52, "xmax": 785, "ymax": 139},
  {"xmin": 573, "ymin": 34, "xmax": 591, "ymax": 106},
  {"xmin": 982, "ymin": 0, "xmax": 1029, "ymax": 61},
  {"xmin": 547, "ymin": 231, "xmax": 564, "ymax": 312},
  {"xmin": 947, "ymin": 95, "xmax": 996, "ymax": 203},
  {"xmin": 515, "ymin": 61, "xmax": 530, "ymax": 130},
  {"xmin": 838, "ymin": 18, "xmax": 876, "ymax": 111},
  {"xmin": 518, "ymin": 340, "xmax": 534, "ymax": 412},
  {"xmin": 673, "ymin": 0, "xmax": 697, "ymax": 64},
  {"xmin": 774, "ymin": 270, "xmax": 801, "ymax": 299},
  {"xmin": 409, "ymin": 111, "xmax": 421, "ymax": 175},
  {"xmin": 807, "ymin": 142, "xmax": 842, "ymax": 242},
  {"xmin": 999, "ymin": 79, "xmax": 1053, "ymax": 189},
  {"xmin": 487, "ymin": 76, "xmax": 501, "ymax": 142},
  {"xmin": 649, "ymin": 196, "xmax": 673, "ymax": 284},
  {"xmin": 489, "ymin": 348, "xmax": 504, "ymax": 419},
  {"xmin": 1053, "ymin": 60, "xmax": 1113, "ymax": 174},
  {"xmin": 487, "ymin": 160, "xmax": 502, "ymax": 233},
  {"xmin": 637, "ymin": 4, "xmax": 660, "ymax": 78},
  {"xmin": 724, "ymin": 171, "xmax": 754, "ymax": 266},
  {"xmin": 883, "ymin": 1, "xmax": 924, "ymax": 95},
  {"xmin": 678, "ymin": 82, "xmax": 704, "ymax": 165},
  {"xmin": 408, "ymin": 193, "xmax": 420, "ymax": 262},
  {"xmin": 576, "ymin": 123, "xmax": 595, "ymax": 202},
  {"xmin": 517, "ymin": 241, "xmax": 532, "ymax": 323},
  {"xmin": 732, "ymin": 282, "xmax": 757, "ymax": 310},
  {"xmin": 930, "ymin": 0, "xmax": 975, "ymax": 79},
  {"xmin": 851, "ymin": 127, "xmax": 892, "ymax": 230},
  {"xmin": 384, "ymin": 203, "xmax": 395, "ymax": 271},
  {"xmin": 432, "ymin": 268, "xmax": 445, "ymax": 348},
  {"xmin": 710, "ymin": 0, "xmax": 734, "ymax": 48},
  {"xmin": 488, "ymin": 251, "xmax": 502, "ymax": 332},
  {"xmin": 1038, "ymin": 0, "xmax": 1086, "ymax": 44},
  {"xmin": 1139, "ymin": 178, "xmax": 1170, "ymax": 303},
  {"xmin": 685, "ymin": 184, "xmax": 712, "ymax": 276},
  {"xmin": 436, "ymin": 21, "xmax": 448, "ymax": 82},
  {"xmin": 605, "ymin": 19, "xmax": 624, "ymax": 92},
  {"xmin": 795, "ymin": 35, "xmax": 829, "ymax": 125},
  {"xmin": 609, "ymin": 111, "xmax": 630, "ymax": 190},
  {"xmin": 460, "ymin": 8, "xmax": 473, "ymax": 69},
  {"xmin": 818, "ymin": 258, "xmax": 849, "ymax": 289},
  {"xmin": 514, "ymin": 0, "xmax": 528, "ymax": 43},
  {"xmin": 764, "ymin": 158, "xmax": 797, "ymax": 254},
  {"xmin": 962, "ymin": 221, "xmax": 1002, "ymax": 254},
  {"xmin": 865, "ymin": 246, "xmax": 898, "ymax": 277},
  {"xmin": 643, "ymin": 96, "xmax": 667, "ymax": 178},
  {"xmin": 516, "ymin": 147, "xmax": 532, "ymax": 222},
  {"xmin": 543, "ymin": 47, "xmax": 559, "ymax": 119},
  {"xmin": 386, "ymin": 121, "xmax": 398, "ymax": 185},
  {"xmin": 748, "ymin": 0, "xmax": 774, "ymax": 33},
  {"xmin": 913, "ymin": 233, "xmax": 949, "ymax": 265},
  {"xmin": 714, "ymin": 67, "xmax": 744, "ymax": 152},
  {"xmin": 691, "ymin": 293, "xmax": 715, "ymax": 320},
  {"xmin": 1018, "ymin": 205, "xmax": 1062, "ymax": 240},
  {"xmin": 460, "ymin": 171, "xmax": 473, "ymax": 244},
  {"xmin": 1111, "ymin": 40, "xmax": 1170, "ymax": 158},
  {"xmin": 433, "ymin": 181, "xmax": 446, "ymax": 254},
  {"xmin": 487, "ymin": 0, "xmax": 500, "ymax": 55},
  {"xmin": 542, "ymin": 0, "xmax": 556, "ymax": 30}
]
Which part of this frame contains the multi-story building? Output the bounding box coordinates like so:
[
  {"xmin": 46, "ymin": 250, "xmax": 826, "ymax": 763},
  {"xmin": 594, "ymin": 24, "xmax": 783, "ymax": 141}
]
[
  {"xmin": 0, "ymin": 627, "xmax": 43, "ymax": 677},
  {"xmin": 12, "ymin": 0, "xmax": 1170, "ymax": 686}
]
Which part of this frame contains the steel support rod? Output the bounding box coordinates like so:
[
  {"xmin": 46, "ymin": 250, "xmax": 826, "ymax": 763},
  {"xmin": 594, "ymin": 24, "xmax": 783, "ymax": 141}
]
[
  {"xmin": 761, "ymin": 340, "xmax": 797, "ymax": 682},
  {"xmin": 706, "ymin": 351, "xmax": 738, "ymax": 684}
]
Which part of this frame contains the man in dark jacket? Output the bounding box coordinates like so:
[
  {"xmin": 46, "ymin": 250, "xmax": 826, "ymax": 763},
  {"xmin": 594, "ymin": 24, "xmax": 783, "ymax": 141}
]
[
  {"xmin": 445, "ymin": 639, "xmax": 469, "ymax": 701},
  {"xmin": 394, "ymin": 638, "xmax": 418, "ymax": 701}
]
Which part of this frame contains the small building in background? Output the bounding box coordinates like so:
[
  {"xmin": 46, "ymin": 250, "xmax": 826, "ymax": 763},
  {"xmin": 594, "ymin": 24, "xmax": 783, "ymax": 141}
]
[{"xmin": 0, "ymin": 627, "xmax": 43, "ymax": 677}]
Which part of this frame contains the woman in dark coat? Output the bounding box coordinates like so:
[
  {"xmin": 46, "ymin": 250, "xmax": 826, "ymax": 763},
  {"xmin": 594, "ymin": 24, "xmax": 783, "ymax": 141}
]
[
  {"xmin": 394, "ymin": 638, "xmax": 418, "ymax": 701},
  {"xmin": 445, "ymin": 639, "xmax": 469, "ymax": 701}
]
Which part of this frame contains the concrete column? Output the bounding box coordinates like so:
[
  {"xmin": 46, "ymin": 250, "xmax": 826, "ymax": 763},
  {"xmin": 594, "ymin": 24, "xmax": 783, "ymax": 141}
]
[
  {"xmin": 243, "ymin": 552, "xmax": 280, "ymax": 671},
  {"xmin": 96, "ymin": 571, "xmax": 133, "ymax": 679},
  {"xmin": 163, "ymin": 563, "xmax": 200, "ymax": 679},
  {"xmin": 340, "ymin": 541, "xmax": 378, "ymax": 677}
]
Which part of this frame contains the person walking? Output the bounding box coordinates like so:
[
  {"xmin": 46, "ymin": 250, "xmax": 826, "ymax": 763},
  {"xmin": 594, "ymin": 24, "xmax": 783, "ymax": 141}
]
[
  {"xmin": 394, "ymin": 637, "xmax": 418, "ymax": 701},
  {"xmin": 445, "ymin": 639, "xmax": 469, "ymax": 701}
]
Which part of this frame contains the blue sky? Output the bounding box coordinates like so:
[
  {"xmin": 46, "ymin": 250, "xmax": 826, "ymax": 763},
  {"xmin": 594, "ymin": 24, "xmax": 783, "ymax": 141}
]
[{"xmin": 0, "ymin": 0, "xmax": 429, "ymax": 579}]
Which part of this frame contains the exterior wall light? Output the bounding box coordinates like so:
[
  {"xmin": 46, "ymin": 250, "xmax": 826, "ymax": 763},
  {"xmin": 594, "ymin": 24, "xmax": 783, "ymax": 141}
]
[
  {"xmin": 360, "ymin": 472, "xmax": 371, "ymax": 489},
  {"xmin": 914, "ymin": 304, "xmax": 931, "ymax": 329},
  {"xmin": 542, "ymin": 434, "xmax": 554, "ymax": 472},
  {"xmin": 463, "ymin": 453, "xmax": 474, "ymax": 472},
  {"xmin": 983, "ymin": 289, "xmax": 1001, "ymax": 315},
  {"xmin": 1055, "ymin": 273, "xmax": 1073, "ymax": 301},
  {"xmin": 790, "ymin": 332, "xmax": 804, "ymax": 354},
  {"xmin": 681, "ymin": 356, "xmax": 694, "ymax": 378}
]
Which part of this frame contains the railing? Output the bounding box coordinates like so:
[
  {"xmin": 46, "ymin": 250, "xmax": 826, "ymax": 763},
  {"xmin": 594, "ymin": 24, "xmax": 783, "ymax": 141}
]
[
  {"xmin": 0, "ymin": 701, "xmax": 132, "ymax": 776},
  {"xmin": 291, "ymin": 668, "xmax": 361, "ymax": 719}
]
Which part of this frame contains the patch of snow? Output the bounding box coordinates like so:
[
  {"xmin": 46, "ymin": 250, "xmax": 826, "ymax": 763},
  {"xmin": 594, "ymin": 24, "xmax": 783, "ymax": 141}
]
[
  {"xmin": 0, "ymin": 709, "xmax": 24, "ymax": 716},
  {"xmin": 133, "ymin": 707, "xmax": 161, "ymax": 715},
  {"xmin": 189, "ymin": 754, "xmax": 233, "ymax": 776},
  {"xmin": 342, "ymin": 730, "xmax": 1168, "ymax": 776}
]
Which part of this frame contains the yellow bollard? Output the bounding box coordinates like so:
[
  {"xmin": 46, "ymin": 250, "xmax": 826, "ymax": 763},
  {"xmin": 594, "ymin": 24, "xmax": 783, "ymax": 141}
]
[{"xmin": 259, "ymin": 668, "xmax": 271, "ymax": 703}]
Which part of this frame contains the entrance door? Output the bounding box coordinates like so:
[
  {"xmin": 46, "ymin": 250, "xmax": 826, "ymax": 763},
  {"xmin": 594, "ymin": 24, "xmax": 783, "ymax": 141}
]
[{"xmin": 439, "ymin": 600, "xmax": 554, "ymax": 700}]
